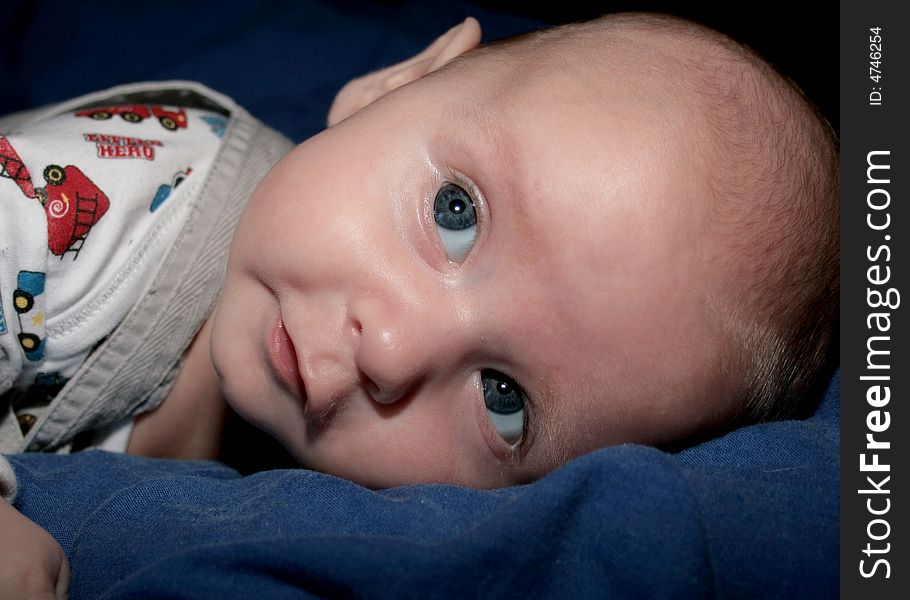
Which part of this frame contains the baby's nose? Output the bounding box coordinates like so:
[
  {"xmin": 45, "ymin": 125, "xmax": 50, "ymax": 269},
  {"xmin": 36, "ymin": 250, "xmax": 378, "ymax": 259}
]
[{"xmin": 350, "ymin": 297, "xmax": 435, "ymax": 405}]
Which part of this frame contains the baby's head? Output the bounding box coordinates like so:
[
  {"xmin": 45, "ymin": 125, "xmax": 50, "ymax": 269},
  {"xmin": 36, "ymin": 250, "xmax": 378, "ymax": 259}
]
[{"xmin": 210, "ymin": 13, "xmax": 838, "ymax": 488}]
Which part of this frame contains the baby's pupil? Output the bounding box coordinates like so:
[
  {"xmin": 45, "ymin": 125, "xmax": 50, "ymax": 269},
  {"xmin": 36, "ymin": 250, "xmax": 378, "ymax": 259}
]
[
  {"xmin": 434, "ymin": 183, "xmax": 476, "ymax": 231},
  {"xmin": 482, "ymin": 370, "xmax": 523, "ymax": 415}
]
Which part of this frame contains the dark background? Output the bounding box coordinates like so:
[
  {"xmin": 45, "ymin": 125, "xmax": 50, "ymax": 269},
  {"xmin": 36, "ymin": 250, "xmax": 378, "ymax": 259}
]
[{"xmin": 0, "ymin": 0, "xmax": 837, "ymax": 140}]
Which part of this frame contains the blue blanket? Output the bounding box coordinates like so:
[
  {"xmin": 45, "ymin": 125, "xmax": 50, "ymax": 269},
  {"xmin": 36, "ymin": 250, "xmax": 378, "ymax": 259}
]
[{"xmin": 10, "ymin": 372, "xmax": 838, "ymax": 598}]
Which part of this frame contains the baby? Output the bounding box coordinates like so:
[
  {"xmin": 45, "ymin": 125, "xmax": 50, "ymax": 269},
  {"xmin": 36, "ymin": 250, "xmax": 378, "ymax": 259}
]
[
  {"xmin": 1, "ymin": 13, "xmax": 837, "ymax": 494},
  {"xmin": 204, "ymin": 12, "xmax": 838, "ymax": 488}
]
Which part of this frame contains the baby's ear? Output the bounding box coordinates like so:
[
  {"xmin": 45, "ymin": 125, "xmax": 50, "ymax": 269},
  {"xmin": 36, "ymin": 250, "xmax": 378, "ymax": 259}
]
[{"xmin": 327, "ymin": 17, "xmax": 481, "ymax": 126}]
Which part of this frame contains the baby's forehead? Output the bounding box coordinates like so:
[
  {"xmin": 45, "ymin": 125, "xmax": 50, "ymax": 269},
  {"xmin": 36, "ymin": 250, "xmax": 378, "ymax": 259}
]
[
  {"xmin": 462, "ymin": 20, "xmax": 694, "ymax": 81},
  {"xmin": 443, "ymin": 31, "xmax": 717, "ymax": 151},
  {"xmin": 452, "ymin": 16, "xmax": 768, "ymax": 125},
  {"xmin": 433, "ymin": 51, "xmax": 714, "ymax": 238}
]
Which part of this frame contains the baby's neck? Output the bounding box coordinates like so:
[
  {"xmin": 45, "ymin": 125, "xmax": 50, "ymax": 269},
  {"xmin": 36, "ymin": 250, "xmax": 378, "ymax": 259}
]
[{"xmin": 126, "ymin": 316, "xmax": 228, "ymax": 460}]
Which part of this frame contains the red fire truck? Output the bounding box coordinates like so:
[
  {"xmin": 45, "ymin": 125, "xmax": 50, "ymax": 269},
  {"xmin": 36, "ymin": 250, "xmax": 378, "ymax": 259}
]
[
  {"xmin": 0, "ymin": 136, "xmax": 109, "ymax": 257},
  {"xmin": 75, "ymin": 104, "xmax": 188, "ymax": 131}
]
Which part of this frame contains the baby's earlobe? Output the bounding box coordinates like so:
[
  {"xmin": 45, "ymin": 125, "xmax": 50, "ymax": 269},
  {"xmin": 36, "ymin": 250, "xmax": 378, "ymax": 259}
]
[{"xmin": 327, "ymin": 17, "xmax": 482, "ymax": 127}]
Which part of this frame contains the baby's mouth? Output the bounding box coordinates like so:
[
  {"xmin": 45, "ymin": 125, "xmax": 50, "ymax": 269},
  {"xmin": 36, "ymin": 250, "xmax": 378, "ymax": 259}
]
[{"xmin": 270, "ymin": 316, "xmax": 307, "ymax": 402}]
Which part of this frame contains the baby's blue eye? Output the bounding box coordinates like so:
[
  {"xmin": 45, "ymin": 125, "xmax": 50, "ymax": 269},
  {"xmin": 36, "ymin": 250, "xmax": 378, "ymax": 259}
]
[
  {"xmin": 434, "ymin": 183, "xmax": 477, "ymax": 262},
  {"xmin": 481, "ymin": 369, "xmax": 525, "ymax": 445}
]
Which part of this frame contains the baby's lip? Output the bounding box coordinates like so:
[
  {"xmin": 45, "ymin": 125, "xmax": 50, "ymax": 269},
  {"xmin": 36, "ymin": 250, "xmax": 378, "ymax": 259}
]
[{"xmin": 270, "ymin": 316, "xmax": 306, "ymax": 403}]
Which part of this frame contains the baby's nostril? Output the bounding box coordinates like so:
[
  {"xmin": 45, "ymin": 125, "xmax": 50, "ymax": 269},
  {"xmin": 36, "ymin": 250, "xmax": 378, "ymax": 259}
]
[
  {"xmin": 369, "ymin": 384, "xmax": 401, "ymax": 405},
  {"xmin": 366, "ymin": 380, "xmax": 381, "ymax": 401}
]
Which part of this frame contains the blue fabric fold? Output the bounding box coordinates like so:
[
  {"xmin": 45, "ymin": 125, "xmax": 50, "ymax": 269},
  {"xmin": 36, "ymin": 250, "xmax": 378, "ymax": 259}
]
[{"xmin": 10, "ymin": 373, "xmax": 838, "ymax": 599}]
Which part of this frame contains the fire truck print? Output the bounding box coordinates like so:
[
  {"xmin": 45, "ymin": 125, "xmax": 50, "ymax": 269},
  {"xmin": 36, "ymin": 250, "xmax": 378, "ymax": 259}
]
[
  {"xmin": 0, "ymin": 135, "xmax": 109, "ymax": 258},
  {"xmin": 75, "ymin": 104, "xmax": 188, "ymax": 131},
  {"xmin": 12, "ymin": 270, "xmax": 47, "ymax": 361},
  {"xmin": 150, "ymin": 168, "xmax": 192, "ymax": 212}
]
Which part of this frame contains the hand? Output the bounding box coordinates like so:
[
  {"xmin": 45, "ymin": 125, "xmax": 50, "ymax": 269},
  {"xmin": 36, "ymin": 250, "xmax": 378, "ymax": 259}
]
[{"xmin": 0, "ymin": 499, "xmax": 70, "ymax": 600}]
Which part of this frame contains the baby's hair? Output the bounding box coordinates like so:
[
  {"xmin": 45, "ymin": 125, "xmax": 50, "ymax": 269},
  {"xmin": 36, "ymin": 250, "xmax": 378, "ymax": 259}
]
[
  {"xmin": 632, "ymin": 15, "xmax": 841, "ymax": 422},
  {"xmin": 445, "ymin": 13, "xmax": 839, "ymax": 425}
]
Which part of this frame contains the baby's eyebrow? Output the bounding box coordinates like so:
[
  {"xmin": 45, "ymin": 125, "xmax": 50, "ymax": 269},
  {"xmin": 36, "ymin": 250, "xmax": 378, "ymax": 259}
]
[{"xmin": 444, "ymin": 101, "xmax": 531, "ymax": 229}]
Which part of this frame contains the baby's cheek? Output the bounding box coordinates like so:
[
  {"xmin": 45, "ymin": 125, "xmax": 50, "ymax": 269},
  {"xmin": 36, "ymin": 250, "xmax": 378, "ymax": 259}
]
[{"xmin": 303, "ymin": 415, "xmax": 466, "ymax": 487}]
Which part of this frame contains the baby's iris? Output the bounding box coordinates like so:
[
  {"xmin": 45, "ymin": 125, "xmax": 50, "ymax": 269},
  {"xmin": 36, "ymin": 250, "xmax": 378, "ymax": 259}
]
[
  {"xmin": 434, "ymin": 183, "xmax": 477, "ymax": 262},
  {"xmin": 481, "ymin": 369, "xmax": 525, "ymax": 445}
]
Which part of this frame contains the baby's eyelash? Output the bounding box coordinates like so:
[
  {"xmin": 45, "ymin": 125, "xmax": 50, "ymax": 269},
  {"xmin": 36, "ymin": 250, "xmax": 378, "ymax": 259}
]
[
  {"xmin": 445, "ymin": 168, "xmax": 483, "ymax": 216},
  {"xmin": 503, "ymin": 380, "xmax": 535, "ymax": 464},
  {"xmin": 515, "ymin": 401, "xmax": 535, "ymax": 461}
]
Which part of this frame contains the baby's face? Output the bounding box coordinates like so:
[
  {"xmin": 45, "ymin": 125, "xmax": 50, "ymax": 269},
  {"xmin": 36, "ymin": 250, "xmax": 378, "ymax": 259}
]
[{"xmin": 211, "ymin": 52, "xmax": 734, "ymax": 487}]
